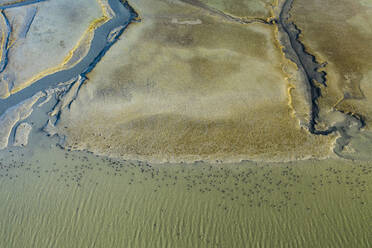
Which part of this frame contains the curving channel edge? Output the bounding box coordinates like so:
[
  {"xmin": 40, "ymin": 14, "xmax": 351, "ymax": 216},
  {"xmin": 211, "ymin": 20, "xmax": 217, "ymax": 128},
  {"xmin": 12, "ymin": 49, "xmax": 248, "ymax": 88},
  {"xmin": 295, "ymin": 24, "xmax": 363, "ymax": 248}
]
[
  {"xmin": 275, "ymin": 0, "xmax": 365, "ymax": 157},
  {"xmin": 0, "ymin": 0, "xmax": 139, "ymax": 149}
]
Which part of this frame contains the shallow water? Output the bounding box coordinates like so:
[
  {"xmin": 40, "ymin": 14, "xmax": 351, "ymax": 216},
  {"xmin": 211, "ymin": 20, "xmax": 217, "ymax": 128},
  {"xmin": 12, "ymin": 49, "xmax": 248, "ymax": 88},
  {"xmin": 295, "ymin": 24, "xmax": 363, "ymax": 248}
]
[{"xmin": 0, "ymin": 133, "xmax": 370, "ymax": 247}]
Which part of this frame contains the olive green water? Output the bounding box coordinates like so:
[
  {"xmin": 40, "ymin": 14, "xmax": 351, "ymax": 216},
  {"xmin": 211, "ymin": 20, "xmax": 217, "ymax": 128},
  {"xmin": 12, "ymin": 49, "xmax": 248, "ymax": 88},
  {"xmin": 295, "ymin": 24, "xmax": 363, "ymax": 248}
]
[{"xmin": 0, "ymin": 137, "xmax": 371, "ymax": 247}]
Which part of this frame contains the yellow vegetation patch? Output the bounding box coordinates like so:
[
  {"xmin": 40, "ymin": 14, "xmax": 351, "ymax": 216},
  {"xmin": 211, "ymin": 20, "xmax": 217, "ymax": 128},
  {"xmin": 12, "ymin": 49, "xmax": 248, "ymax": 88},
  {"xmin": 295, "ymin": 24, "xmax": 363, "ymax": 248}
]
[{"xmin": 60, "ymin": 102, "xmax": 334, "ymax": 163}]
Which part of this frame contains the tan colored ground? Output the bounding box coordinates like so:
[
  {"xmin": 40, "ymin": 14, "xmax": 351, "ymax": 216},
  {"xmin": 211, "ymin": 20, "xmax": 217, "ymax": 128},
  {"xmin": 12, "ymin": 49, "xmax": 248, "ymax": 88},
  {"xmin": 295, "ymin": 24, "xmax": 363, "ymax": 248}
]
[
  {"xmin": 55, "ymin": 0, "xmax": 334, "ymax": 163},
  {"xmin": 184, "ymin": 0, "xmax": 274, "ymax": 19}
]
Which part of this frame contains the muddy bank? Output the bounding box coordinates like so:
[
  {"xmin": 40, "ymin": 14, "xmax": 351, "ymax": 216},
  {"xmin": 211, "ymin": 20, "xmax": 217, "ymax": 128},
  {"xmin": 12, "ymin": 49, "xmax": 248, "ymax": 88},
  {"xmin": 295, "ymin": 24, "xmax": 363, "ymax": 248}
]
[
  {"xmin": 0, "ymin": 0, "xmax": 138, "ymax": 150},
  {"xmin": 0, "ymin": 0, "xmax": 138, "ymax": 115},
  {"xmin": 274, "ymin": 0, "xmax": 365, "ymax": 155}
]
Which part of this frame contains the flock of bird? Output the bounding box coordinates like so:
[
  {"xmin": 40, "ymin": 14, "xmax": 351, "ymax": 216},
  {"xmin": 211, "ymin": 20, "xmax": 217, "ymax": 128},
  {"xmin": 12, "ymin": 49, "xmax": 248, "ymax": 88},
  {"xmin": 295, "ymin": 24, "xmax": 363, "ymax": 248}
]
[{"xmin": 0, "ymin": 147, "xmax": 370, "ymax": 211}]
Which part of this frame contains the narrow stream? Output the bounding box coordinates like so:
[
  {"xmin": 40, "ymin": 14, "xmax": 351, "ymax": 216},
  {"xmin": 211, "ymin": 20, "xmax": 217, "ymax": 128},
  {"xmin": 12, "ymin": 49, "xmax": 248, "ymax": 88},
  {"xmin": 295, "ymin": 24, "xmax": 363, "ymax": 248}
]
[
  {"xmin": 0, "ymin": 0, "xmax": 138, "ymax": 114},
  {"xmin": 276, "ymin": 0, "xmax": 364, "ymax": 154},
  {"xmin": 0, "ymin": 0, "xmax": 47, "ymax": 9}
]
